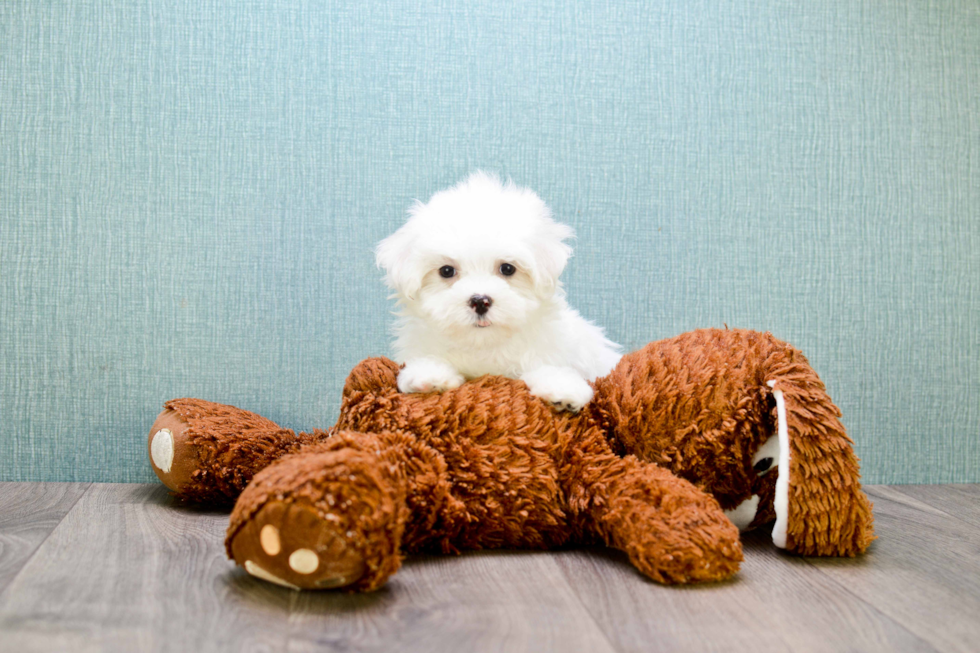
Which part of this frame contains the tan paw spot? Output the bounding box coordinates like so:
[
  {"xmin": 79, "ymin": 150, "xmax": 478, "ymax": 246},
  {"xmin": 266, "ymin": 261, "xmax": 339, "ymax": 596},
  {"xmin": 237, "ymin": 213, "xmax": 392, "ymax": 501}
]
[
  {"xmin": 260, "ymin": 524, "xmax": 281, "ymax": 556},
  {"xmin": 150, "ymin": 429, "xmax": 174, "ymax": 473},
  {"xmin": 288, "ymin": 548, "xmax": 320, "ymax": 574},
  {"xmin": 243, "ymin": 560, "xmax": 299, "ymax": 590}
]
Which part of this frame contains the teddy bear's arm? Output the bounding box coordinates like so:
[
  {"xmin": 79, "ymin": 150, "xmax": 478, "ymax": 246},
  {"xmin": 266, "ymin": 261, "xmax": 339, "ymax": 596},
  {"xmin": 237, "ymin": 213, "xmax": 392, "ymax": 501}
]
[
  {"xmin": 561, "ymin": 425, "xmax": 743, "ymax": 584},
  {"xmin": 592, "ymin": 328, "xmax": 874, "ymax": 558}
]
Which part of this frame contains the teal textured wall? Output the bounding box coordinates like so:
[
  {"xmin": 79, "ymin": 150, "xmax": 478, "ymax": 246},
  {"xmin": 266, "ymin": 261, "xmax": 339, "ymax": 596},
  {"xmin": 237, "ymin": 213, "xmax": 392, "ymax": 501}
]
[{"xmin": 1, "ymin": 0, "xmax": 978, "ymax": 484}]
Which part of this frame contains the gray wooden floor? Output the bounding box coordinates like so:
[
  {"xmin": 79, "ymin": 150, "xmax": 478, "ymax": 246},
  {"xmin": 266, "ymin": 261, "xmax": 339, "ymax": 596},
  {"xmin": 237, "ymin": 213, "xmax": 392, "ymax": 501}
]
[{"xmin": 0, "ymin": 483, "xmax": 978, "ymax": 653}]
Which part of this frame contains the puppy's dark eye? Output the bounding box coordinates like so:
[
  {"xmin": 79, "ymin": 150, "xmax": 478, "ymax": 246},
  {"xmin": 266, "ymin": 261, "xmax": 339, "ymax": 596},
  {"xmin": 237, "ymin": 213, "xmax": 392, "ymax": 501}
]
[
  {"xmin": 499, "ymin": 263, "xmax": 516, "ymax": 276},
  {"xmin": 438, "ymin": 265, "xmax": 456, "ymax": 279},
  {"xmin": 753, "ymin": 457, "xmax": 774, "ymax": 473}
]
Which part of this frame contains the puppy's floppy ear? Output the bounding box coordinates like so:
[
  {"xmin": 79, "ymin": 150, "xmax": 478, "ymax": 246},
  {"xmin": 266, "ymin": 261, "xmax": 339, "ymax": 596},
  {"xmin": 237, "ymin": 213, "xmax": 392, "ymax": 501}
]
[
  {"xmin": 528, "ymin": 220, "xmax": 575, "ymax": 294},
  {"xmin": 375, "ymin": 219, "xmax": 423, "ymax": 300}
]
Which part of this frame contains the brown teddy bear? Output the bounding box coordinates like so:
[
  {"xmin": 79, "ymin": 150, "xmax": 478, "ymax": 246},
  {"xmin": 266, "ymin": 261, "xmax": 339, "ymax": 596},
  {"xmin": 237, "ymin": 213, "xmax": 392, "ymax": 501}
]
[{"xmin": 148, "ymin": 328, "xmax": 874, "ymax": 591}]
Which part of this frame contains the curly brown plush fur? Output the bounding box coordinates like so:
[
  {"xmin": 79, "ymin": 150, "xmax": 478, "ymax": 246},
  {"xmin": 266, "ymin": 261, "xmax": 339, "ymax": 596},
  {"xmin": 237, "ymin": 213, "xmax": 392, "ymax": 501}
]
[{"xmin": 148, "ymin": 328, "xmax": 873, "ymax": 591}]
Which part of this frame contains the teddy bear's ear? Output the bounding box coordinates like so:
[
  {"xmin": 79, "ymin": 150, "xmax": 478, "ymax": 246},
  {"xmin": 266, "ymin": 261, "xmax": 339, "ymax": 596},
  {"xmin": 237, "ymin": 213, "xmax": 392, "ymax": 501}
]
[{"xmin": 766, "ymin": 376, "xmax": 875, "ymax": 556}]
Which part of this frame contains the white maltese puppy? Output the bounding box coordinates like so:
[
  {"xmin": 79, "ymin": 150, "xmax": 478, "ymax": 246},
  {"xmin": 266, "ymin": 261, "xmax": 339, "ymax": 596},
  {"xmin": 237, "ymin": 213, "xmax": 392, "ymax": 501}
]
[{"xmin": 375, "ymin": 172, "xmax": 622, "ymax": 411}]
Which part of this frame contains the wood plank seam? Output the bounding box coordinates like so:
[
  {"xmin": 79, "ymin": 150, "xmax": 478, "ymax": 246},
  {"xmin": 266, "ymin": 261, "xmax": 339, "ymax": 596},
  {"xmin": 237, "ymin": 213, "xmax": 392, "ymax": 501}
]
[
  {"xmin": 0, "ymin": 482, "xmax": 93, "ymax": 601},
  {"xmin": 889, "ymin": 486, "xmax": 979, "ymax": 529},
  {"xmin": 798, "ymin": 556, "xmax": 941, "ymax": 653},
  {"xmin": 546, "ymin": 554, "xmax": 623, "ymax": 653}
]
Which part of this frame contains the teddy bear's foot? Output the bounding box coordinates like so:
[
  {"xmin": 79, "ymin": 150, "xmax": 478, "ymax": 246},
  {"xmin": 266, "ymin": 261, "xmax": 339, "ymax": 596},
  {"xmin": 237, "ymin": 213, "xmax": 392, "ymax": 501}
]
[
  {"xmin": 229, "ymin": 500, "xmax": 368, "ymax": 590},
  {"xmin": 226, "ymin": 442, "xmax": 410, "ymax": 592},
  {"xmin": 148, "ymin": 404, "xmax": 210, "ymax": 497},
  {"xmin": 148, "ymin": 398, "xmax": 322, "ymax": 504}
]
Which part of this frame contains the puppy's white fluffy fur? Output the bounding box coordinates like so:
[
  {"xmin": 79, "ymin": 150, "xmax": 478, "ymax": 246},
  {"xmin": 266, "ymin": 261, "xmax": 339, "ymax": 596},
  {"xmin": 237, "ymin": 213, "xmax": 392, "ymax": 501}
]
[{"xmin": 376, "ymin": 172, "xmax": 621, "ymax": 411}]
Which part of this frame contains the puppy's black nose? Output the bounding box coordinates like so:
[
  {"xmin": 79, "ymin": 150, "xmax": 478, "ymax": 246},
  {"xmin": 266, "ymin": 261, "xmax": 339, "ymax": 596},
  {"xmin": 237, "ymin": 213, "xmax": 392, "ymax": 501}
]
[{"xmin": 468, "ymin": 295, "xmax": 493, "ymax": 316}]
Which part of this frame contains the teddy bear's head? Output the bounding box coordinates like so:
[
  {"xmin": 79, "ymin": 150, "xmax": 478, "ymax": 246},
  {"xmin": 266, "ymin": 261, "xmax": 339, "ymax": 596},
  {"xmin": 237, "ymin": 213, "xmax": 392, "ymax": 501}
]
[{"xmin": 590, "ymin": 328, "xmax": 874, "ymax": 556}]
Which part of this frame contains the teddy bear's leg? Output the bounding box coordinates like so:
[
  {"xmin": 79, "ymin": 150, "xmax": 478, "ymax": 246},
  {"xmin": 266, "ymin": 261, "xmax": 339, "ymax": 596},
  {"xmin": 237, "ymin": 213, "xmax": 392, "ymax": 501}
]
[
  {"xmin": 148, "ymin": 399, "xmax": 323, "ymax": 504},
  {"xmin": 226, "ymin": 429, "xmax": 462, "ymax": 591},
  {"xmin": 226, "ymin": 446, "xmax": 398, "ymax": 591},
  {"xmin": 565, "ymin": 427, "xmax": 743, "ymax": 584}
]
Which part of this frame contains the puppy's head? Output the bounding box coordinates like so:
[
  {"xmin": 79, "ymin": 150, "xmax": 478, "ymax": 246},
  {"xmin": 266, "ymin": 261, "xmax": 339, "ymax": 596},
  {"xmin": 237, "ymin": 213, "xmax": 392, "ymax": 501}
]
[{"xmin": 376, "ymin": 172, "xmax": 573, "ymax": 338}]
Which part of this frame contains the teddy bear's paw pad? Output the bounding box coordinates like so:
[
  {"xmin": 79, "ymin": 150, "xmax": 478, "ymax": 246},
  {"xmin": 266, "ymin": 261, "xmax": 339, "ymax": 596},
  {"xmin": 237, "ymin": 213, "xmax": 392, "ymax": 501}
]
[
  {"xmin": 148, "ymin": 409, "xmax": 201, "ymax": 493},
  {"xmin": 232, "ymin": 501, "xmax": 367, "ymax": 590},
  {"xmin": 242, "ymin": 560, "xmax": 300, "ymax": 590},
  {"xmin": 150, "ymin": 429, "xmax": 174, "ymax": 474}
]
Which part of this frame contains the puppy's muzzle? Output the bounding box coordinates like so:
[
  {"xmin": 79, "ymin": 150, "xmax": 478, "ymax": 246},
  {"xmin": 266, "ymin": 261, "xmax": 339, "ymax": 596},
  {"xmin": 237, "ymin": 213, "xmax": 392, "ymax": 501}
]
[{"xmin": 468, "ymin": 295, "xmax": 493, "ymax": 316}]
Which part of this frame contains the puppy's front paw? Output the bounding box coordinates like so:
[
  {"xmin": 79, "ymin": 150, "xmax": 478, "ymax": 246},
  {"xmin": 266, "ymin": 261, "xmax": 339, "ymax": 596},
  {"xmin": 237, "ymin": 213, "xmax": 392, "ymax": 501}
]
[
  {"xmin": 397, "ymin": 358, "xmax": 465, "ymax": 394},
  {"xmin": 521, "ymin": 366, "xmax": 594, "ymax": 412}
]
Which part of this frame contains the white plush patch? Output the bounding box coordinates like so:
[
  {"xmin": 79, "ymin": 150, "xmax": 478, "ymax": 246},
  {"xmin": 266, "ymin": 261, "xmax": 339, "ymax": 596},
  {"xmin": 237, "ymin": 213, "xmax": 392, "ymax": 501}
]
[
  {"xmin": 724, "ymin": 494, "xmax": 761, "ymax": 531},
  {"xmin": 150, "ymin": 429, "xmax": 174, "ymax": 474},
  {"xmin": 767, "ymin": 381, "xmax": 791, "ymax": 549},
  {"xmin": 260, "ymin": 525, "xmax": 281, "ymax": 556},
  {"xmin": 244, "ymin": 560, "xmax": 299, "ymax": 590},
  {"xmin": 288, "ymin": 548, "xmax": 320, "ymax": 574}
]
